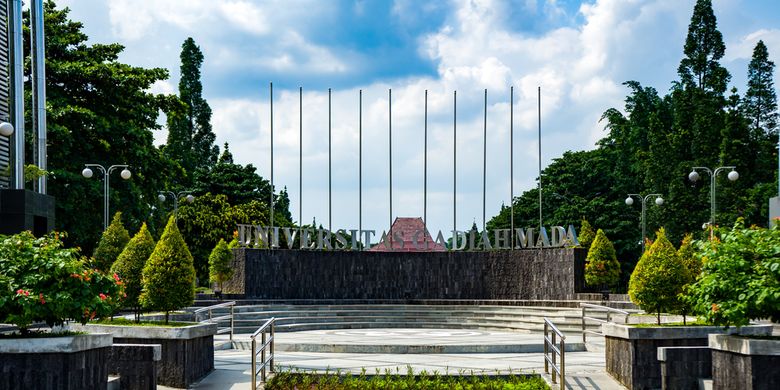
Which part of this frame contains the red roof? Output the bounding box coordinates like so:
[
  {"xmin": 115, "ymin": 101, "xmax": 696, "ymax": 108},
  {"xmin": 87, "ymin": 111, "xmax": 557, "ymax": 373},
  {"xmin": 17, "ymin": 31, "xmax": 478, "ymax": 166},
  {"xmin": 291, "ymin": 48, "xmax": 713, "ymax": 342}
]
[{"xmin": 368, "ymin": 217, "xmax": 447, "ymax": 252}]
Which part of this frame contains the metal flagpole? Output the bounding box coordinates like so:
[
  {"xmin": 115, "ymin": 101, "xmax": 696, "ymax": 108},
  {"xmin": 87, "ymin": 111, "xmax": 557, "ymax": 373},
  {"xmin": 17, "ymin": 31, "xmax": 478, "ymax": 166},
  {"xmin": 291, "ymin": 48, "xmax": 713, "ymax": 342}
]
[
  {"xmin": 328, "ymin": 88, "xmax": 332, "ymax": 233},
  {"xmin": 538, "ymin": 86, "xmax": 542, "ymax": 231},
  {"xmin": 359, "ymin": 90, "xmax": 362, "ymax": 249},
  {"xmin": 453, "ymin": 90, "xmax": 457, "ymax": 235},
  {"xmin": 424, "ymin": 90, "xmax": 428, "ymax": 231},
  {"xmin": 483, "ymin": 89, "xmax": 487, "ymax": 231},
  {"xmin": 510, "ymin": 86, "xmax": 514, "ymax": 248},
  {"xmin": 299, "ymin": 87, "xmax": 303, "ymax": 233},
  {"xmin": 270, "ymin": 82, "xmax": 274, "ymax": 233},
  {"xmin": 389, "ymin": 89, "xmax": 393, "ymax": 245}
]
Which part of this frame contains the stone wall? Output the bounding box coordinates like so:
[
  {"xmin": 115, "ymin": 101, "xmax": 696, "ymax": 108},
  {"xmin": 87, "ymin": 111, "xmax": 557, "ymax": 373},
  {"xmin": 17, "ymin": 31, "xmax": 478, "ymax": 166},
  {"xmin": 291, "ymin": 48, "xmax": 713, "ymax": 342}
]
[
  {"xmin": 0, "ymin": 347, "xmax": 109, "ymax": 390},
  {"xmin": 606, "ymin": 336, "xmax": 708, "ymax": 390},
  {"xmin": 107, "ymin": 344, "xmax": 160, "ymax": 390},
  {"xmin": 113, "ymin": 336, "xmax": 213, "ymax": 388},
  {"xmin": 658, "ymin": 346, "xmax": 711, "ymax": 390},
  {"xmin": 225, "ymin": 248, "xmax": 586, "ymax": 300},
  {"xmin": 712, "ymin": 349, "xmax": 780, "ymax": 390}
]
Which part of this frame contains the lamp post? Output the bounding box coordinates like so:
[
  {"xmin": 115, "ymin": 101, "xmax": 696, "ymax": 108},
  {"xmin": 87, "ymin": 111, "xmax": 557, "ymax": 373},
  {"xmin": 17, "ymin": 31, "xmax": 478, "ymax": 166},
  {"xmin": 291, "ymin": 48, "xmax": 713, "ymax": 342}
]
[
  {"xmin": 688, "ymin": 166, "xmax": 739, "ymax": 228},
  {"xmin": 158, "ymin": 191, "xmax": 194, "ymax": 219},
  {"xmin": 82, "ymin": 164, "xmax": 131, "ymax": 230},
  {"xmin": 625, "ymin": 193, "xmax": 664, "ymax": 252}
]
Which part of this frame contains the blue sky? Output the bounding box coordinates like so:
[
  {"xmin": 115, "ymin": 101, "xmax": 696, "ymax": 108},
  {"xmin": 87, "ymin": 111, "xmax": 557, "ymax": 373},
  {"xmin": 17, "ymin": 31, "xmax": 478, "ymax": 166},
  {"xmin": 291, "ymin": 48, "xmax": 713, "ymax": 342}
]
[{"xmin": 58, "ymin": 0, "xmax": 780, "ymax": 236}]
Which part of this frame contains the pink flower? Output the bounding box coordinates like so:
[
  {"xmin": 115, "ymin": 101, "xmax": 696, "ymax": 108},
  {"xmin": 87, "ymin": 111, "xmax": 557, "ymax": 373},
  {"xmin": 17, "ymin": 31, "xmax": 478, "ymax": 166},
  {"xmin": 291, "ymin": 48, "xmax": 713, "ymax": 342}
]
[
  {"xmin": 99, "ymin": 293, "xmax": 107, "ymax": 301},
  {"xmin": 16, "ymin": 289, "xmax": 30, "ymax": 296},
  {"xmin": 113, "ymin": 273, "xmax": 120, "ymax": 282},
  {"xmin": 39, "ymin": 293, "xmax": 45, "ymax": 304}
]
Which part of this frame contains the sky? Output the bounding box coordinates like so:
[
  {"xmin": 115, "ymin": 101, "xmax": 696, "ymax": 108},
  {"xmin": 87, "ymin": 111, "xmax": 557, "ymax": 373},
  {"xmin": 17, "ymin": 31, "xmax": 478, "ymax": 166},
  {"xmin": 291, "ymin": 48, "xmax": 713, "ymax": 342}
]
[{"xmin": 57, "ymin": 0, "xmax": 780, "ymax": 237}]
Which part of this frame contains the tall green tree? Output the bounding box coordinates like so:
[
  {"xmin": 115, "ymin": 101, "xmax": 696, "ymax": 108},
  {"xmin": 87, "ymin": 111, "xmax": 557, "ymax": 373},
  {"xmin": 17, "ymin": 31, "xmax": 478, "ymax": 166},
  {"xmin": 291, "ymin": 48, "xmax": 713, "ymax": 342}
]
[
  {"xmin": 111, "ymin": 222, "xmax": 155, "ymax": 321},
  {"xmin": 742, "ymin": 40, "xmax": 778, "ymax": 185},
  {"xmin": 677, "ymin": 0, "xmax": 730, "ymax": 94},
  {"xmin": 92, "ymin": 212, "xmax": 130, "ymax": 271},
  {"xmin": 165, "ymin": 38, "xmax": 218, "ymax": 175}
]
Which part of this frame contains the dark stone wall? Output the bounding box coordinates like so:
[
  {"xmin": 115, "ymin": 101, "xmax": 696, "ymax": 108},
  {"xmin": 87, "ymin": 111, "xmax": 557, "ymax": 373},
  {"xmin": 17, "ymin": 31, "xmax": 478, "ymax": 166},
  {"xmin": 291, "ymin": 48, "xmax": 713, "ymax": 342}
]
[
  {"xmin": 108, "ymin": 344, "xmax": 158, "ymax": 390},
  {"xmin": 606, "ymin": 336, "xmax": 709, "ymax": 390},
  {"xmin": 114, "ymin": 336, "xmax": 213, "ymax": 388},
  {"xmin": 713, "ymin": 349, "xmax": 780, "ymax": 390},
  {"xmin": 659, "ymin": 347, "xmax": 712, "ymax": 390},
  {"xmin": 0, "ymin": 347, "xmax": 108, "ymax": 390},
  {"xmin": 225, "ymin": 248, "xmax": 587, "ymax": 300}
]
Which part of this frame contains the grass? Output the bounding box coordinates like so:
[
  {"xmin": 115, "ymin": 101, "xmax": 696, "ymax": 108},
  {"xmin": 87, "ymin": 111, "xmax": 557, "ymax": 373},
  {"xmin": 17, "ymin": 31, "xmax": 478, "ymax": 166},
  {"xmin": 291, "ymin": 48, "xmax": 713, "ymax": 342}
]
[
  {"xmin": 632, "ymin": 320, "xmax": 710, "ymax": 328},
  {"xmin": 0, "ymin": 330, "xmax": 86, "ymax": 339},
  {"xmin": 265, "ymin": 367, "xmax": 549, "ymax": 390},
  {"xmin": 91, "ymin": 318, "xmax": 196, "ymax": 327}
]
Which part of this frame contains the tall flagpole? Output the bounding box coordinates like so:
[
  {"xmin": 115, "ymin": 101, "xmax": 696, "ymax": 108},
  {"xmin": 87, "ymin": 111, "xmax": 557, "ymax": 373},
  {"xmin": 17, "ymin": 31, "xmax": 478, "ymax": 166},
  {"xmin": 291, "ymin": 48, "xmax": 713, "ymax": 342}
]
[
  {"xmin": 453, "ymin": 90, "xmax": 457, "ymax": 235},
  {"xmin": 359, "ymin": 90, "xmax": 363, "ymax": 249},
  {"xmin": 424, "ymin": 90, "xmax": 428, "ymax": 231},
  {"xmin": 270, "ymin": 82, "xmax": 274, "ymax": 233},
  {"xmin": 328, "ymin": 88, "xmax": 332, "ymax": 233},
  {"xmin": 299, "ymin": 86, "xmax": 303, "ymax": 232},
  {"xmin": 538, "ymin": 86, "xmax": 542, "ymax": 231},
  {"xmin": 389, "ymin": 89, "xmax": 393, "ymax": 244},
  {"xmin": 510, "ymin": 86, "xmax": 514, "ymax": 248},
  {"xmin": 482, "ymin": 89, "xmax": 487, "ymax": 232}
]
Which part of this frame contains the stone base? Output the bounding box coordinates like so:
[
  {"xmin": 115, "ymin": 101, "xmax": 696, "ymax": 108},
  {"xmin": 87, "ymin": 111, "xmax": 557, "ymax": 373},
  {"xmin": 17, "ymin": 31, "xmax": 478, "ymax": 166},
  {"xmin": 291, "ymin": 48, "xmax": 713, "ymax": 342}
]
[
  {"xmin": 108, "ymin": 344, "xmax": 161, "ymax": 390},
  {"xmin": 710, "ymin": 334, "xmax": 780, "ymax": 390},
  {"xmin": 0, "ymin": 189, "xmax": 55, "ymax": 236},
  {"xmin": 658, "ymin": 346, "xmax": 711, "ymax": 390}
]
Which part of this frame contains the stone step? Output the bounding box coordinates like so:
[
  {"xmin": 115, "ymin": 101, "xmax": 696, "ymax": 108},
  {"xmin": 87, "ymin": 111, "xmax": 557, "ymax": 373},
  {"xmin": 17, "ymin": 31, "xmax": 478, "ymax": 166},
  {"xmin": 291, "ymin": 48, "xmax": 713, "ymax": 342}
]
[
  {"xmin": 226, "ymin": 315, "xmax": 600, "ymax": 327},
  {"xmin": 227, "ymin": 310, "xmax": 595, "ymax": 321},
  {"xmin": 229, "ymin": 321, "xmax": 594, "ymax": 334},
  {"xmin": 230, "ymin": 339, "xmax": 587, "ymax": 354}
]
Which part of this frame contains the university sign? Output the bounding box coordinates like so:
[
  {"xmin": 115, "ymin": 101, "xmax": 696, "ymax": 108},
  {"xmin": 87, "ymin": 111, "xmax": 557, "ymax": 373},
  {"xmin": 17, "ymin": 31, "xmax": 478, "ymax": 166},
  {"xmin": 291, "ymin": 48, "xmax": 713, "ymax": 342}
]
[{"xmin": 236, "ymin": 224, "xmax": 579, "ymax": 251}]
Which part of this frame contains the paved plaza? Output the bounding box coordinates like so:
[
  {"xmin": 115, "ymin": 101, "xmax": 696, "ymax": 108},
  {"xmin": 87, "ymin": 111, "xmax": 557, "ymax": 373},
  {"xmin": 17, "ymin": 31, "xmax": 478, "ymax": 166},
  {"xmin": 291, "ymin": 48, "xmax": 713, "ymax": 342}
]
[{"xmin": 168, "ymin": 328, "xmax": 626, "ymax": 390}]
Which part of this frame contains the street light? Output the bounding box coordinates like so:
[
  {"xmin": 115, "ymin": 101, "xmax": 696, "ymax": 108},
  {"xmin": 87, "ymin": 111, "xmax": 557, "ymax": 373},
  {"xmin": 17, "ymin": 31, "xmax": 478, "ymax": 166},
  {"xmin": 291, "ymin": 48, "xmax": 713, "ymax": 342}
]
[
  {"xmin": 0, "ymin": 122, "xmax": 14, "ymax": 137},
  {"xmin": 688, "ymin": 166, "xmax": 738, "ymax": 227},
  {"xmin": 158, "ymin": 191, "xmax": 194, "ymax": 219},
  {"xmin": 625, "ymin": 193, "xmax": 664, "ymax": 253},
  {"xmin": 82, "ymin": 164, "xmax": 131, "ymax": 230}
]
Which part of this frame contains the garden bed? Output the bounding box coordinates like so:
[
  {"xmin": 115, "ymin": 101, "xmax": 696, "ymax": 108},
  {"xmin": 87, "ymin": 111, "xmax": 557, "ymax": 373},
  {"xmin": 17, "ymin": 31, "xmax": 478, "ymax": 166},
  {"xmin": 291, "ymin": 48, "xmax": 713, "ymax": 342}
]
[{"xmin": 709, "ymin": 333, "xmax": 780, "ymax": 389}]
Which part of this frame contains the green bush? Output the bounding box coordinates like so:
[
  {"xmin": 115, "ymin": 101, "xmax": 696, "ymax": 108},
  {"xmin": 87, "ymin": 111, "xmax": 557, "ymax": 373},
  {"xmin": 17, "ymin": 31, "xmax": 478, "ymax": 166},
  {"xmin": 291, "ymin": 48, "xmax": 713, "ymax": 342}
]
[
  {"xmin": 677, "ymin": 233, "xmax": 701, "ymax": 279},
  {"xmin": 585, "ymin": 229, "xmax": 621, "ymax": 287},
  {"xmin": 628, "ymin": 228, "xmax": 691, "ymax": 324},
  {"xmin": 685, "ymin": 221, "xmax": 780, "ymax": 326},
  {"xmin": 139, "ymin": 216, "xmax": 195, "ymax": 323},
  {"xmin": 111, "ymin": 223, "xmax": 155, "ymax": 321},
  {"xmin": 92, "ymin": 212, "xmax": 130, "ymax": 271},
  {"xmin": 578, "ymin": 219, "xmax": 596, "ymax": 250},
  {"xmin": 208, "ymin": 239, "xmax": 234, "ymax": 292},
  {"xmin": 0, "ymin": 232, "xmax": 124, "ymax": 333}
]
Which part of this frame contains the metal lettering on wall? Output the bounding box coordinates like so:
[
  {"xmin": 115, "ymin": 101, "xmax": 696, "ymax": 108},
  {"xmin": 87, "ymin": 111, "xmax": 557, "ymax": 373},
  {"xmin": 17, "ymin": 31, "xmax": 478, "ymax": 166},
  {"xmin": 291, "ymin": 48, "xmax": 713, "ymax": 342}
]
[{"xmin": 236, "ymin": 224, "xmax": 578, "ymax": 251}]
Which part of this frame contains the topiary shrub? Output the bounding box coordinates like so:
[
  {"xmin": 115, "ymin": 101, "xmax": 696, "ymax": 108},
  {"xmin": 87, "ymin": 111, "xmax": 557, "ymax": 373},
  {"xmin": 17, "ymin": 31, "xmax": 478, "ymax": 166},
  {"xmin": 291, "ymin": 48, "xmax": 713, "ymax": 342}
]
[
  {"xmin": 111, "ymin": 223, "xmax": 155, "ymax": 322},
  {"xmin": 676, "ymin": 233, "xmax": 700, "ymax": 324},
  {"xmin": 92, "ymin": 212, "xmax": 130, "ymax": 271},
  {"xmin": 628, "ymin": 228, "xmax": 691, "ymax": 324},
  {"xmin": 139, "ymin": 216, "xmax": 195, "ymax": 323},
  {"xmin": 585, "ymin": 229, "xmax": 621, "ymax": 287},
  {"xmin": 685, "ymin": 221, "xmax": 780, "ymax": 326},
  {"xmin": 208, "ymin": 239, "xmax": 234, "ymax": 294},
  {"xmin": 0, "ymin": 232, "xmax": 124, "ymax": 333},
  {"xmin": 578, "ymin": 219, "xmax": 596, "ymax": 250}
]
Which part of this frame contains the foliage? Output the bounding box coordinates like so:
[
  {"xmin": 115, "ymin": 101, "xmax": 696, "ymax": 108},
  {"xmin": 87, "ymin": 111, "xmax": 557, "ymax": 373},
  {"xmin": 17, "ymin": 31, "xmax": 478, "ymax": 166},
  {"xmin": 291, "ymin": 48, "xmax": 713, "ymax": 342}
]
[
  {"xmin": 208, "ymin": 239, "xmax": 234, "ymax": 291},
  {"xmin": 91, "ymin": 317, "xmax": 193, "ymax": 327},
  {"xmin": 92, "ymin": 212, "xmax": 130, "ymax": 271},
  {"xmin": 139, "ymin": 216, "xmax": 195, "ymax": 323},
  {"xmin": 265, "ymin": 368, "xmax": 549, "ymax": 390},
  {"xmin": 685, "ymin": 221, "xmax": 780, "ymax": 326},
  {"xmin": 0, "ymin": 232, "xmax": 124, "ymax": 332},
  {"xmin": 111, "ymin": 223, "xmax": 155, "ymax": 321},
  {"xmin": 742, "ymin": 40, "xmax": 778, "ymax": 185},
  {"xmin": 578, "ymin": 219, "xmax": 596, "ymax": 250},
  {"xmin": 677, "ymin": 233, "xmax": 701, "ymax": 279},
  {"xmin": 629, "ymin": 229, "xmax": 692, "ymax": 323},
  {"xmin": 677, "ymin": 0, "xmax": 729, "ymax": 94},
  {"xmin": 585, "ymin": 229, "xmax": 621, "ymax": 287}
]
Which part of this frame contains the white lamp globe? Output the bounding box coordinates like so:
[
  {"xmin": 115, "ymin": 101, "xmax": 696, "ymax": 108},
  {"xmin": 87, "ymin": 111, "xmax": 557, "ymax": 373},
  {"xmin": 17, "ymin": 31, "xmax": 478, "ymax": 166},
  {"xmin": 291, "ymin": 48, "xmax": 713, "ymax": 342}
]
[
  {"xmin": 0, "ymin": 122, "xmax": 14, "ymax": 137},
  {"xmin": 688, "ymin": 171, "xmax": 700, "ymax": 182},
  {"xmin": 120, "ymin": 168, "xmax": 131, "ymax": 180},
  {"xmin": 185, "ymin": 194, "xmax": 195, "ymax": 203},
  {"xmin": 655, "ymin": 197, "xmax": 664, "ymax": 206},
  {"xmin": 625, "ymin": 197, "xmax": 634, "ymax": 206},
  {"xmin": 81, "ymin": 167, "xmax": 93, "ymax": 178},
  {"xmin": 158, "ymin": 194, "xmax": 166, "ymax": 202},
  {"xmin": 727, "ymin": 170, "xmax": 739, "ymax": 181}
]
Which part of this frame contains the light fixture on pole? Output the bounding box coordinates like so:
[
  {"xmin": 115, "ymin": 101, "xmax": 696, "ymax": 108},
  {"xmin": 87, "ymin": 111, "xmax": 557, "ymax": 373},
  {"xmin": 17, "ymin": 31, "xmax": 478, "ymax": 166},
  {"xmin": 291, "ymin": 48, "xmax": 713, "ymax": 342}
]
[
  {"xmin": 625, "ymin": 193, "xmax": 664, "ymax": 252},
  {"xmin": 688, "ymin": 166, "xmax": 738, "ymax": 227},
  {"xmin": 158, "ymin": 191, "xmax": 194, "ymax": 219},
  {"xmin": 82, "ymin": 164, "xmax": 131, "ymax": 230},
  {"xmin": 0, "ymin": 122, "xmax": 13, "ymax": 137}
]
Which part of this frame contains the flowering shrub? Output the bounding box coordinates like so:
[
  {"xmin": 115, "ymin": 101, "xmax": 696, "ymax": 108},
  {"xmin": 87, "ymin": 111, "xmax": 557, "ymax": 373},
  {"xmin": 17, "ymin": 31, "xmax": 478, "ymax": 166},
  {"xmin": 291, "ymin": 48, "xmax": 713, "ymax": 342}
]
[{"xmin": 0, "ymin": 232, "xmax": 124, "ymax": 333}]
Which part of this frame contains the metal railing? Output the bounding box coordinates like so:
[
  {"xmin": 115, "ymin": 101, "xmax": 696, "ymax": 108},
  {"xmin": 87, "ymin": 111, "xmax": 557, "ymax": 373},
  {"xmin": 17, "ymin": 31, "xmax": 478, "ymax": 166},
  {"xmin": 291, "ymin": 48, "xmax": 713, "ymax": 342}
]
[
  {"xmin": 580, "ymin": 303, "xmax": 630, "ymax": 343},
  {"xmin": 251, "ymin": 317, "xmax": 276, "ymax": 390},
  {"xmin": 194, "ymin": 301, "xmax": 236, "ymax": 341},
  {"xmin": 543, "ymin": 318, "xmax": 566, "ymax": 390}
]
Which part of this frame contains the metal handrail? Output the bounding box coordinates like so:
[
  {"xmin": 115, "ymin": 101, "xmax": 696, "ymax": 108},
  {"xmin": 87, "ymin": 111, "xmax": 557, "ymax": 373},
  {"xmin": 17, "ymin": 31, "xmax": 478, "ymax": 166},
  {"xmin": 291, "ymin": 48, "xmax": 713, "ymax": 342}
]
[
  {"xmin": 543, "ymin": 318, "xmax": 566, "ymax": 390},
  {"xmin": 251, "ymin": 317, "xmax": 276, "ymax": 390},
  {"xmin": 580, "ymin": 303, "xmax": 630, "ymax": 343},
  {"xmin": 194, "ymin": 301, "xmax": 236, "ymax": 341}
]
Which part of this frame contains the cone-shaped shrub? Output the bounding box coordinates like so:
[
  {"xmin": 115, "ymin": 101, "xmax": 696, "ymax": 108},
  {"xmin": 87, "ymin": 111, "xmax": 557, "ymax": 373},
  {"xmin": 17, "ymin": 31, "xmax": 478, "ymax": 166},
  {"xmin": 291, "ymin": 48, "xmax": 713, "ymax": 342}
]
[
  {"xmin": 209, "ymin": 239, "xmax": 234, "ymax": 292},
  {"xmin": 93, "ymin": 212, "xmax": 130, "ymax": 271},
  {"xmin": 111, "ymin": 223, "xmax": 155, "ymax": 321},
  {"xmin": 677, "ymin": 233, "xmax": 701, "ymax": 279},
  {"xmin": 140, "ymin": 216, "xmax": 195, "ymax": 323},
  {"xmin": 578, "ymin": 219, "xmax": 596, "ymax": 250},
  {"xmin": 629, "ymin": 228, "xmax": 691, "ymax": 324},
  {"xmin": 585, "ymin": 229, "xmax": 620, "ymax": 287}
]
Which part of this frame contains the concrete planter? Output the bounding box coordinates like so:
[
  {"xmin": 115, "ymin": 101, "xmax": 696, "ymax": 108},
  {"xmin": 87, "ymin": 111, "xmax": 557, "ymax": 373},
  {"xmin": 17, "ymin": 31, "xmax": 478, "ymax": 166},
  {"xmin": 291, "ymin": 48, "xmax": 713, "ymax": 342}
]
[
  {"xmin": 709, "ymin": 334, "xmax": 780, "ymax": 390},
  {"xmin": 70, "ymin": 322, "xmax": 217, "ymax": 389},
  {"xmin": 603, "ymin": 323, "xmax": 772, "ymax": 390},
  {"xmin": 0, "ymin": 333, "xmax": 112, "ymax": 390}
]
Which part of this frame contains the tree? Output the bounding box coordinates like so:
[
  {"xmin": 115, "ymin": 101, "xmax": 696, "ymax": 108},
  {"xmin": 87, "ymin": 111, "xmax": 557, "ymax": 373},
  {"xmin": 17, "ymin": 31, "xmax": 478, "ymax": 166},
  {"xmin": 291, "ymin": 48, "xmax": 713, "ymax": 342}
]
[
  {"xmin": 742, "ymin": 40, "xmax": 778, "ymax": 184},
  {"xmin": 578, "ymin": 219, "xmax": 596, "ymax": 250},
  {"xmin": 139, "ymin": 216, "xmax": 195, "ymax": 323},
  {"xmin": 165, "ymin": 38, "xmax": 218, "ymax": 174},
  {"xmin": 92, "ymin": 212, "xmax": 130, "ymax": 271},
  {"xmin": 111, "ymin": 223, "xmax": 155, "ymax": 321},
  {"xmin": 208, "ymin": 239, "xmax": 234, "ymax": 294},
  {"xmin": 585, "ymin": 229, "xmax": 621, "ymax": 287},
  {"xmin": 192, "ymin": 159, "xmax": 273, "ymax": 206},
  {"xmin": 628, "ymin": 228, "xmax": 692, "ymax": 324},
  {"xmin": 677, "ymin": 233, "xmax": 700, "ymax": 324},
  {"xmin": 677, "ymin": 0, "xmax": 730, "ymax": 94},
  {"xmin": 218, "ymin": 142, "xmax": 234, "ymax": 164}
]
